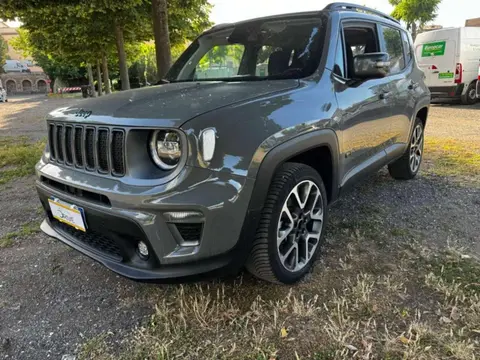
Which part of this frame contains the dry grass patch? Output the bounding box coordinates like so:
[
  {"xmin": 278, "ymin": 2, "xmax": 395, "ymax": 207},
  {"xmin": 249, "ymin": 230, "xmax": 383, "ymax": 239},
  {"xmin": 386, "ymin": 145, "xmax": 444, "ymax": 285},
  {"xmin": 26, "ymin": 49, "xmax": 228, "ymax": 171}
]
[
  {"xmin": 424, "ymin": 137, "xmax": 480, "ymax": 181},
  {"xmin": 0, "ymin": 137, "xmax": 45, "ymax": 185},
  {"xmin": 77, "ymin": 222, "xmax": 480, "ymax": 360}
]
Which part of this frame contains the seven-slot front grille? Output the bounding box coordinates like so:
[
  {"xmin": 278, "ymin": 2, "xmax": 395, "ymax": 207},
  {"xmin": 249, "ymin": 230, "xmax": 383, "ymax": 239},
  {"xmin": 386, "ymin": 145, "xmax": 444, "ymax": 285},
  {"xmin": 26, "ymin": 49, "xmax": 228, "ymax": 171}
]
[{"xmin": 48, "ymin": 122, "xmax": 125, "ymax": 177}]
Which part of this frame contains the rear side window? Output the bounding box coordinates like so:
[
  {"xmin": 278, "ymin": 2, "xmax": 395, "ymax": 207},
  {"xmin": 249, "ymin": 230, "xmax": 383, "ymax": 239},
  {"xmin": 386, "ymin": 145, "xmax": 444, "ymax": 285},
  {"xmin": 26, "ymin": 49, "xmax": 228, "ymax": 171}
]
[{"xmin": 380, "ymin": 25, "xmax": 406, "ymax": 73}]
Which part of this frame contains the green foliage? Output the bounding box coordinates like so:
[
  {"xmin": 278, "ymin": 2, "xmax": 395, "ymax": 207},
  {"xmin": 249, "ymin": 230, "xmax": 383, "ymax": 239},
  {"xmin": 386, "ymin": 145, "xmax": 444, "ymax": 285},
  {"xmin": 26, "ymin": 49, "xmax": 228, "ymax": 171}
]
[
  {"xmin": 169, "ymin": 0, "xmax": 213, "ymax": 46},
  {"xmin": 198, "ymin": 44, "xmax": 244, "ymax": 70},
  {"xmin": 2, "ymin": 0, "xmax": 212, "ymax": 86},
  {"xmin": 10, "ymin": 28, "xmax": 85, "ymax": 81},
  {"xmin": 0, "ymin": 36, "xmax": 7, "ymax": 73},
  {"xmin": 389, "ymin": 0, "xmax": 441, "ymax": 37}
]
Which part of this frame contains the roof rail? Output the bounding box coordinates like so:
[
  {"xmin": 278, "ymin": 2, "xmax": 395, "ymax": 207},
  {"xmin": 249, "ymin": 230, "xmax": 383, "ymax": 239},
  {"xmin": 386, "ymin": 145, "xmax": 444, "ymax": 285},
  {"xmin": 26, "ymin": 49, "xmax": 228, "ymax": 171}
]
[{"xmin": 324, "ymin": 3, "xmax": 400, "ymax": 24}]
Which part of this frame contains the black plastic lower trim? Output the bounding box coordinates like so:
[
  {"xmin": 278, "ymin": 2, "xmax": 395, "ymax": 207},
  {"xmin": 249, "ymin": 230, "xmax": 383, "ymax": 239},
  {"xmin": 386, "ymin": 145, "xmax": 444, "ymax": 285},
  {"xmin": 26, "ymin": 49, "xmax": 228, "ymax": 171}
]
[{"xmin": 429, "ymin": 84, "xmax": 464, "ymax": 98}]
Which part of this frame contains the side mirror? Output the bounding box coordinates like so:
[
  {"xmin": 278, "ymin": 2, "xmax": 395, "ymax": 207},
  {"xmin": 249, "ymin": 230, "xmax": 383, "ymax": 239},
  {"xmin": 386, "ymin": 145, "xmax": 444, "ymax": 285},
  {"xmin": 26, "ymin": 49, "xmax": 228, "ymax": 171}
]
[{"xmin": 353, "ymin": 52, "xmax": 390, "ymax": 79}]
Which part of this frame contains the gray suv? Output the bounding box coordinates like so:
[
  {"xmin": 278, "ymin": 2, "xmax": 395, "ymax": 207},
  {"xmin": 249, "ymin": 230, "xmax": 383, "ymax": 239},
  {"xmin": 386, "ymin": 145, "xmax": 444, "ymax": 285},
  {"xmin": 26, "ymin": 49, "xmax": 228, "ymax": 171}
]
[{"xmin": 36, "ymin": 3, "xmax": 430, "ymax": 284}]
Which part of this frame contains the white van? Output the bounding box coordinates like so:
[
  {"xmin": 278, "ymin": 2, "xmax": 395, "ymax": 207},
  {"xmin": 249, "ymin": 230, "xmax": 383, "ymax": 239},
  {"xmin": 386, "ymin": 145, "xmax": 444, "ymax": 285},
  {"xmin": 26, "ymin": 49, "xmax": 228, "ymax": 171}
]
[
  {"xmin": 415, "ymin": 27, "xmax": 480, "ymax": 104},
  {"xmin": 2, "ymin": 59, "xmax": 30, "ymax": 73}
]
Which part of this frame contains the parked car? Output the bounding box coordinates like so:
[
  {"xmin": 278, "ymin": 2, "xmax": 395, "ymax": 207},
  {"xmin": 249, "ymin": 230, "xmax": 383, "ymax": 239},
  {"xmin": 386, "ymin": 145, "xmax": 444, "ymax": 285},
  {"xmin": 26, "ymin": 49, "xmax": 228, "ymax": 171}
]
[
  {"xmin": 36, "ymin": 3, "xmax": 430, "ymax": 284},
  {"xmin": 0, "ymin": 80, "xmax": 7, "ymax": 103},
  {"xmin": 415, "ymin": 27, "xmax": 480, "ymax": 105}
]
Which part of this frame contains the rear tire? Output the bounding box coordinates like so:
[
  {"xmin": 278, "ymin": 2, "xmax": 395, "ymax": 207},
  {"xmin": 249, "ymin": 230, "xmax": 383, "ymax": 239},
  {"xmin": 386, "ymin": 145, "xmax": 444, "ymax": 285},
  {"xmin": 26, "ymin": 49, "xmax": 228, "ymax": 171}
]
[
  {"xmin": 461, "ymin": 82, "xmax": 477, "ymax": 105},
  {"xmin": 388, "ymin": 117, "xmax": 424, "ymax": 180},
  {"xmin": 246, "ymin": 163, "xmax": 328, "ymax": 284}
]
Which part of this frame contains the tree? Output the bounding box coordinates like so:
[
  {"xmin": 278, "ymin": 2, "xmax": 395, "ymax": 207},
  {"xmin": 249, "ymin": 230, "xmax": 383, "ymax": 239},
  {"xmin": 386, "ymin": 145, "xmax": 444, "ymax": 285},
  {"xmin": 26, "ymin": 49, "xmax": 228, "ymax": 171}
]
[
  {"xmin": 152, "ymin": 0, "xmax": 171, "ymax": 80},
  {"xmin": 389, "ymin": 0, "xmax": 441, "ymax": 40},
  {"xmin": 9, "ymin": 28, "xmax": 85, "ymax": 83},
  {"xmin": 0, "ymin": 37, "xmax": 8, "ymax": 73},
  {"xmin": 2, "ymin": 0, "xmax": 212, "ymax": 88},
  {"xmin": 152, "ymin": 0, "xmax": 212, "ymax": 80}
]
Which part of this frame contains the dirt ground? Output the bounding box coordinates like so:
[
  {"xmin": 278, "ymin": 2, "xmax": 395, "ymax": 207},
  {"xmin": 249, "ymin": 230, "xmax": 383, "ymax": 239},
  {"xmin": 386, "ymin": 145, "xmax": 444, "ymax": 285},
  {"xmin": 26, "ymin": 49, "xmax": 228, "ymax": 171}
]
[{"xmin": 0, "ymin": 95, "xmax": 479, "ymax": 360}]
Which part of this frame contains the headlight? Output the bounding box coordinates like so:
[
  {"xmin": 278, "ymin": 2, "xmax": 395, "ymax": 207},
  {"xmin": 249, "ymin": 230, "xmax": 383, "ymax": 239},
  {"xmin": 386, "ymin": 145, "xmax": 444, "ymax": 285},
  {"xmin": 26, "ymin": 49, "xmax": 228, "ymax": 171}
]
[{"xmin": 149, "ymin": 130, "xmax": 182, "ymax": 170}]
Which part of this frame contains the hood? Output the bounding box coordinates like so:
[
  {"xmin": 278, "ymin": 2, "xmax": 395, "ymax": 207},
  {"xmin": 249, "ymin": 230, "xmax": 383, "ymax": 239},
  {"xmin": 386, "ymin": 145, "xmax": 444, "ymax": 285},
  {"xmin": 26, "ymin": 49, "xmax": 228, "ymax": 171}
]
[{"xmin": 49, "ymin": 80, "xmax": 299, "ymax": 127}]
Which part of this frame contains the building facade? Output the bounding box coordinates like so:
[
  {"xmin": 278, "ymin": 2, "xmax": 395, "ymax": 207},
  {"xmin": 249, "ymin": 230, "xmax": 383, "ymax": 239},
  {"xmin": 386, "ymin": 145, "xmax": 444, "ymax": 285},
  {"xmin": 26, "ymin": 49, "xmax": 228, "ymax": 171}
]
[{"xmin": 1, "ymin": 21, "xmax": 49, "ymax": 94}]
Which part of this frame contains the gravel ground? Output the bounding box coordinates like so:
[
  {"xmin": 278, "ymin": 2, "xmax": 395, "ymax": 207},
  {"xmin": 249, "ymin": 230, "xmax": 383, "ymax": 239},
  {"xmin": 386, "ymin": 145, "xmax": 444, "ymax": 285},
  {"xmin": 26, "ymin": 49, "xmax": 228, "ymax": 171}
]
[
  {"xmin": 0, "ymin": 95, "xmax": 479, "ymax": 359},
  {"xmin": 0, "ymin": 94, "xmax": 82, "ymax": 140}
]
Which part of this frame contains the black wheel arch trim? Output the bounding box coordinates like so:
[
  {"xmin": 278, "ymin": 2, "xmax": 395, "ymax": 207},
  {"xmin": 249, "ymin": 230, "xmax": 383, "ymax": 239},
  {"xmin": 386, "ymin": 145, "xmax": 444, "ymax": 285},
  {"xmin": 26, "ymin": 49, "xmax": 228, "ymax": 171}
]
[
  {"xmin": 228, "ymin": 129, "xmax": 340, "ymax": 274},
  {"xmin": 250, "ymin": 129, "xmax": 340, "ymax": 212}
]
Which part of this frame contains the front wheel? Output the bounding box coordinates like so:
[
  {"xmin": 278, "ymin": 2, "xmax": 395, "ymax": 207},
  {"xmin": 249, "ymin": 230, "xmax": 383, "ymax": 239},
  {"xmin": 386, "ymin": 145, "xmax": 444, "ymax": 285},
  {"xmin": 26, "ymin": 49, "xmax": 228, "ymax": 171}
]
[
  {"xmin": 246, "ymin": 163, "xmax": 328, "ymax": 284},
  {"xmin": 388, "ymin": 118, "xmax": 424, "ymax": 180}
]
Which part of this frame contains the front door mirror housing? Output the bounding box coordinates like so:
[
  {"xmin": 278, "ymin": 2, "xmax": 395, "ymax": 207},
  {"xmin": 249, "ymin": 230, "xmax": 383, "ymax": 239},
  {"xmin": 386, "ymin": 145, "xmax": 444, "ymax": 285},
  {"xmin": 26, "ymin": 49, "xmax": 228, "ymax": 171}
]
[{"xmin": 353, "ymin": 52, "xmax": 390, "ymax": 79}]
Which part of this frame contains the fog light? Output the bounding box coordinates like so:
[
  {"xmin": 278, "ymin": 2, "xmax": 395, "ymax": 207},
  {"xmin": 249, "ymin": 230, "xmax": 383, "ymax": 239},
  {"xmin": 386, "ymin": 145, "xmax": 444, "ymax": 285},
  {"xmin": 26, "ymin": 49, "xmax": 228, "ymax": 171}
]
[{"xmin": 137, "ymin": 241, "xmax": 149, "ymax": 259}]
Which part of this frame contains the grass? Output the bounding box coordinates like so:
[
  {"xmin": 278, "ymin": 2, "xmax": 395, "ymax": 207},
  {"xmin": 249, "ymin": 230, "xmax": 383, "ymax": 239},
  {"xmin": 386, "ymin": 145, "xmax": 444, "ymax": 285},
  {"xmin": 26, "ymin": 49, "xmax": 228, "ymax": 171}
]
[
  {"xmin": 0, "ymin": 136, "xmax": 45, "ymax": 185},
  {"xmin": 76, "ymin": 220, "xmax": 480, "ymax": 360},
  {"xmin": 0, "ymin": 221, "xmax": 42, "ymax": 248},
  {"xmin": 424, "ymin": 137, "xmax": 480, "ymax": 180}
]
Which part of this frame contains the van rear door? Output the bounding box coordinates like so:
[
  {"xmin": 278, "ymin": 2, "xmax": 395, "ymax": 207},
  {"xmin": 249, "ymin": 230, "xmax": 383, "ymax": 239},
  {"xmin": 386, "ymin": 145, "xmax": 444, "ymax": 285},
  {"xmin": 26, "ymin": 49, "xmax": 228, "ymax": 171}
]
[{"xmin": 415, "ymin": 30, "xmax": 458, "ymax": 88}]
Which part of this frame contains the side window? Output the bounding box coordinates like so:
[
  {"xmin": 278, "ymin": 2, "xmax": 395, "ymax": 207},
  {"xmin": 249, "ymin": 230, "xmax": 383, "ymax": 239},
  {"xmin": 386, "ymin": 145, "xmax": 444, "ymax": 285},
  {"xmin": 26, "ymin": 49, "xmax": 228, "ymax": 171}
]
[
  {"xmin": 401, "ymin": 31, "xmax": 413, "ymax": 64},
  {"xmin": 333, "ymin": 34, "xmax": 345, "ymax": 78},
  {"xmin": 196, "ymin": 45, "xmax": 245, "ymax": 79},
  {"xmin": 380, "ymin": 26, "xmax": 406, "ymax": 73},
  {"xmin": 343, "ymin": 25, "xmax": 379, "ymax": 78}
]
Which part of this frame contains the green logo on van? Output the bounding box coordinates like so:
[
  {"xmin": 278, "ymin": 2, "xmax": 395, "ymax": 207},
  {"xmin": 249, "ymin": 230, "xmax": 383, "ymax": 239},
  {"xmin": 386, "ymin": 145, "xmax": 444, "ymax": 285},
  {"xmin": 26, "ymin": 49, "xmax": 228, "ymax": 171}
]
[{"xmin": 422, "ymin": 41, "xmax": 446, "ymax": 57}]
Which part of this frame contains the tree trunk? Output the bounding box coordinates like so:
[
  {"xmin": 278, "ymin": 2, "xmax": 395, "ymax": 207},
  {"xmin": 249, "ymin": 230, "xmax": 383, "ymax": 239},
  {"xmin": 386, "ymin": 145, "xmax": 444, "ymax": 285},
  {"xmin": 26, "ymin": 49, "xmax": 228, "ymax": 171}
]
[
  {"xmin": 102, "ymin": 52, "xmax": 112, "ymax": 94},
  {"xmin": 87, "ymin": 64, "xmax": 97, "ymax": 97},
  {"xmin": 152, "ymin": 0, "xmax": 172, "ymax": 80},
  {"xmin": 114, "ymin": 23, "xmax": 130, "ymax": 90},
  {"xmin": 411, "ymin": 22, "xmax": 418, "ymax": 41},
  {"xmin": 96, "ymin": 60, "xmax": 103, "ymax": 97}
]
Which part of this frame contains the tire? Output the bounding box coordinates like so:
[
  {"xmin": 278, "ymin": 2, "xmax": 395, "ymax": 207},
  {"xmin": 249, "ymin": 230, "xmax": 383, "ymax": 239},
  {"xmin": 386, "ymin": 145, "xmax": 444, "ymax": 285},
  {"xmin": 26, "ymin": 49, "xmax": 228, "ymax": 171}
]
[
  {"xmin": 246, "ymin": 162, "xmax": 328, "ymax": 284},
  {"xmin": 388, "ymin": 117, "xmax": 424, "ymax": 180},
  {"xmin": 461, "ymin": 82, "xmax": 477, "ymax": 105}
]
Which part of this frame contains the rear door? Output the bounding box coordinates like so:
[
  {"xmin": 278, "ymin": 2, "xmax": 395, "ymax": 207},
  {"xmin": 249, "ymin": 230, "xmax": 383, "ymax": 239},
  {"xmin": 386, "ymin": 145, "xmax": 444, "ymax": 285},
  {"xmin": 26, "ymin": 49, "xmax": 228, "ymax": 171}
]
[
  {"xmin": 415, "ymin": 30, "xmax": 458, "ymax": 88},
  {"xmin": 378, "ymin": 24, "xmax": 414, "ymax": 153}
]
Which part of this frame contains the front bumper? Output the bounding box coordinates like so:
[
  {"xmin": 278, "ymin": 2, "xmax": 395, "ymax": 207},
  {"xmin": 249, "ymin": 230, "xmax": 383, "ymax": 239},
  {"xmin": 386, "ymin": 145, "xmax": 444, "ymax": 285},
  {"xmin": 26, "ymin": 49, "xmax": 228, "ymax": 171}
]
[{"xmin": 36, "ymin": 161, "xmax": 256, "ymax": 280}]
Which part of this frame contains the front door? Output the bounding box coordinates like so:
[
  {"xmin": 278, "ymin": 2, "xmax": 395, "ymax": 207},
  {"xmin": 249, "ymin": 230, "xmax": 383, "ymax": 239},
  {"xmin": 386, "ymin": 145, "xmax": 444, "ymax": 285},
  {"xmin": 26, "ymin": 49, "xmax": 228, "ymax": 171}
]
[{"xmin": 333, "ymin": 21, "xmax": 393, "ymax": 188}]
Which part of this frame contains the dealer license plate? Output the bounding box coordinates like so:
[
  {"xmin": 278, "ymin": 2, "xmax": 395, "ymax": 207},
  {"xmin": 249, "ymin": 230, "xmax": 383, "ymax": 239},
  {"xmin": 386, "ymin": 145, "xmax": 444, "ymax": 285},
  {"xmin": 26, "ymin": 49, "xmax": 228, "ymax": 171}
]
[{"xmin": 48, "ymin": 198, "xmax": 87, "ymax": 232}]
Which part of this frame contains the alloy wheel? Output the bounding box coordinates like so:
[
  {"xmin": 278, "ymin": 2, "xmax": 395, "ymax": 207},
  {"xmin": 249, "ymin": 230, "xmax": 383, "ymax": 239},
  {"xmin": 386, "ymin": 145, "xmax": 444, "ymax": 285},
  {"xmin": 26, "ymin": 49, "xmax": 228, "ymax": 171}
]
[
  {"xmin": 468, "ymin": 88, "xmax": 477, "ymax": 101},
  {"xmin": 277, "ymin": 180, "xmax": 324, "ymax": 272},
  {"xmin": 409, "ymin": 124, "xmax": 424, "ymax": 173}
]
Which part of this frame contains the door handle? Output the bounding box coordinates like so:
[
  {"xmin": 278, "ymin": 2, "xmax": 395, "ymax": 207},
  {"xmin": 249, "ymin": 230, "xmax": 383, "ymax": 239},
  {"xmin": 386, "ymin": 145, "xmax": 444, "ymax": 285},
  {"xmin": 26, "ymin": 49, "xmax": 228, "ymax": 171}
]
[{"xmin": 379, "ymin": 92, "xmax": 391, "ymax": 100}]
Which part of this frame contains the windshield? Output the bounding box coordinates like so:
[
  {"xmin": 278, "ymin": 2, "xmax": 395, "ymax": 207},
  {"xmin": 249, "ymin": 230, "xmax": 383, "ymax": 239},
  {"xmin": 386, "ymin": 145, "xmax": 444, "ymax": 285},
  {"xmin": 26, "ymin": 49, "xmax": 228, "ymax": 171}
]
[{"xmin": 166, "ymin": 16, "xmax": 326, "ymax": 82}]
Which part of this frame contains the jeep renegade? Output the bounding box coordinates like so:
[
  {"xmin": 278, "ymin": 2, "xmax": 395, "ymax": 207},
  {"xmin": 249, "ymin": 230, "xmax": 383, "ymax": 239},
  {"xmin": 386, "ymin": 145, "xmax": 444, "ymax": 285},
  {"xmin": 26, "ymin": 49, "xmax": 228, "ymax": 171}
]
[{"xmin": 36, "ymin": 3, "xmax": 430, "ymax": 284}]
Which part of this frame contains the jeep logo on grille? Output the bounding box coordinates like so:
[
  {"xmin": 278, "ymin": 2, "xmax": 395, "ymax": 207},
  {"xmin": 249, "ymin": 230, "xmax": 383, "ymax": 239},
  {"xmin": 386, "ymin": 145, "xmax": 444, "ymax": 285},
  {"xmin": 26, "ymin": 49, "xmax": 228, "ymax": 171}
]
[{"xmin": 75, "ymin": 109, "xmax": 92, "ymax": 119}]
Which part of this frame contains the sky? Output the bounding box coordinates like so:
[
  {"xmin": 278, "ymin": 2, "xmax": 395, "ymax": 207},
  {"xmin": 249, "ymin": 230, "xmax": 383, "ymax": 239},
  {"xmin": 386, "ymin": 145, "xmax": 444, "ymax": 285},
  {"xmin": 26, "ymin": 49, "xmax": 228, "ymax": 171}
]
[
  {"xmin": 209, "ymin": 0, "xmax": 480, "ymax": 28},
  {"xmin": 4, "ymin": 0, "xmax": 480, "ymax": 28}
]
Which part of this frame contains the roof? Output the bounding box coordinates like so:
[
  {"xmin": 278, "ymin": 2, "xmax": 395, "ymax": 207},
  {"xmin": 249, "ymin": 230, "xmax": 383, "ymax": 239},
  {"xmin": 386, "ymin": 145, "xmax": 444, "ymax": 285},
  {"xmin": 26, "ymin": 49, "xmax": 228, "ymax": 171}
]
[{"xmin": 205, "ymin": 2, "xmax": 401, "ymax": 34}]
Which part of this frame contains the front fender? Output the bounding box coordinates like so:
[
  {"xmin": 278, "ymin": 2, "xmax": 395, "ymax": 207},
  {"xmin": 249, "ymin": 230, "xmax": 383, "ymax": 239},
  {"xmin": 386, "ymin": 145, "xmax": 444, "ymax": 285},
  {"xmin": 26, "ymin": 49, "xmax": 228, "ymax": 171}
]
[{"xmin": 248, "ymin": 128, "xmax": 340, "ymax": 214}]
